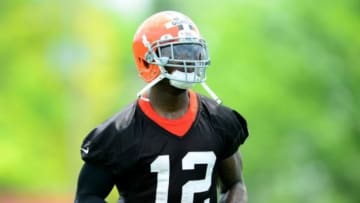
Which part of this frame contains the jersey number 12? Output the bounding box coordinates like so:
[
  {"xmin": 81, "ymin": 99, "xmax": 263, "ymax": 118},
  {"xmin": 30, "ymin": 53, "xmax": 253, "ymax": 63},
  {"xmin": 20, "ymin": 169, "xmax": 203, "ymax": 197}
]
[{"xmin": 150, "ymin": 151, "xmax": 216, "ymax": 203}]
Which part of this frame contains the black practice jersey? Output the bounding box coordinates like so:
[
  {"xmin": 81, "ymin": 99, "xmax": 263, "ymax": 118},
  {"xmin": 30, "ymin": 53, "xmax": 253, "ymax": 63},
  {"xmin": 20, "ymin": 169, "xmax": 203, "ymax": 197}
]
[{"xmin": 80, "ymin": 94, "xmax": 248, "ymax": 203}]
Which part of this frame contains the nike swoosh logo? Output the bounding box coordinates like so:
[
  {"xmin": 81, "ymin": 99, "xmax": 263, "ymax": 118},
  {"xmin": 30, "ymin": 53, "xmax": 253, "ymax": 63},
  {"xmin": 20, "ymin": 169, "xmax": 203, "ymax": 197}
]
[{"xmin": 81, "ymin": 147, "xmax": 89, "ymax": 154}]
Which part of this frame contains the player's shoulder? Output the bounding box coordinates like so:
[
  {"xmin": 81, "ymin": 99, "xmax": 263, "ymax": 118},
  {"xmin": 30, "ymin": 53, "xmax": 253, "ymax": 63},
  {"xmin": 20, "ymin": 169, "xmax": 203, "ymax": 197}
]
[
  {"xmin": 198, "ymin": 93, "xmax": 248, "ymax": 138},
  {"xmin": 98, "ymin": 101, "xmax": 137, "ymax": 133},
  {"xmin": 86, "ymin": 101, "xmax": 137, "ymax": 140},
  {"xmin": 198, "ymin": 94, "xmax": 244, "ymax": 121},
  {"xmin": 80, "ymin": 101, "xmax": 139, "ymax": 162}
]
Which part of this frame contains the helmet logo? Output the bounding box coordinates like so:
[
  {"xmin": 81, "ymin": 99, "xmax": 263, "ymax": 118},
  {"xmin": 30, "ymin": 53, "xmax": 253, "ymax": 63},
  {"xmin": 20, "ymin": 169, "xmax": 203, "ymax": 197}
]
[
  {"xmin": 178, "ymin": 23, "xmax": 197, "ymax": 38},
  {"xmin": 165, "ymin": 18, "xmax": 198, "ymax": 38},
  {"xmin": 160, "ymin": 34, "xmax": 173, "ymax": 41}
]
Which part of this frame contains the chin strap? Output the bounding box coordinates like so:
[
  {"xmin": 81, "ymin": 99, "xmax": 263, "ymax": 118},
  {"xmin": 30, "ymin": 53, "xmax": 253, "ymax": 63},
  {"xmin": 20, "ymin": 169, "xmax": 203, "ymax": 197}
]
[
  {"xmin": 137, "ymin": 67, "xmax": 222, "ymax": 105},
  {"xmin": 201, "ymin": 82, "xmax": 222, "ymax": 104},
  {"xmin": 137, "ymin": 77, "xmax": 222, "ymax": 105},
  {"xmin": 136, "ymin": 74, "xmax": 165, "ymax": 98}
]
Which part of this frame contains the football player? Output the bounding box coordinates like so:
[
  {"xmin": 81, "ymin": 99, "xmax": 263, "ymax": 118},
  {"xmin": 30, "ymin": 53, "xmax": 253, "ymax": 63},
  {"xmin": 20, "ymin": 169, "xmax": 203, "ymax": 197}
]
[{"xmin": 75, "ymin": 11, "xmax": 249, "ymax": 203}]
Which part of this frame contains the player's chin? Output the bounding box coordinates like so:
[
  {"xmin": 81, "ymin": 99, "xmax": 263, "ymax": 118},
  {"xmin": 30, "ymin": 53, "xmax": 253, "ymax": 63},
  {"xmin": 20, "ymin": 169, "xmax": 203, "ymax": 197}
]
[
  {"xmin": 169, "ymin": 85, "xmax": 188, "ymax": 95},
  {"xmin": 159, "ymin": 78, "xmax": 188, "ymax": 94}
]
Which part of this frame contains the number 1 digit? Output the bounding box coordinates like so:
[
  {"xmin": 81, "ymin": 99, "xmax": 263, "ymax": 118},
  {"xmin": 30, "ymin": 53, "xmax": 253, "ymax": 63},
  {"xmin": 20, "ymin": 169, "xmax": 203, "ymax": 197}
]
[{"xmin": 151, "ymin": 155, "xmax": 170, "ymax": 203}]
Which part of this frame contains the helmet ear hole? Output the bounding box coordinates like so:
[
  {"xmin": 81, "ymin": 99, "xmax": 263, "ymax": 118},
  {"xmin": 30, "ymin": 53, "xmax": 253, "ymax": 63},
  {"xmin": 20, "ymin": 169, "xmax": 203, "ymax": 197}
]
[{"xmin": 140, "ymin": 58, "xmax": 149, "ymax": 69}]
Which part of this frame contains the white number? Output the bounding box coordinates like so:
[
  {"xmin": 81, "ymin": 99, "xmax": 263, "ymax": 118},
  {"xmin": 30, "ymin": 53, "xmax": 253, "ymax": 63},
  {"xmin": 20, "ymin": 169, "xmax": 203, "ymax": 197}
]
[
  {"xmin": 181, "ymin": 152, "xmax": 216, "ymax": 203},
  {"xmin": 151, "ymin": 155, "xmax": 170, "ymax": 203},
  {"xmin": 151, "ymin": 151, "xmax": 216, "ymax": 203}
]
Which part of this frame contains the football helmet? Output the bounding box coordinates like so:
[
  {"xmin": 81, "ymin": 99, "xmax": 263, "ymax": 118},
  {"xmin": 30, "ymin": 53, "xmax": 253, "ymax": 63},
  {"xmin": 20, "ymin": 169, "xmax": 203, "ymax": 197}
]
[{"xmin": 133, "ymin": 11, "xmax": 221, "ymax": 104}]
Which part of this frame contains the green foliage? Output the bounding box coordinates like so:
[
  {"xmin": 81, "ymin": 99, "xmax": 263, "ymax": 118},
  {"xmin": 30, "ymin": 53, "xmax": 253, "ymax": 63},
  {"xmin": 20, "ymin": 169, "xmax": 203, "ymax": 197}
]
[
  {"xmin": 0, "ymin": 0, "xmax": 359, "ymax": 202},
  {"xmin": 190, "ymin": 1, "xmax": 360, "ymax": 202}
]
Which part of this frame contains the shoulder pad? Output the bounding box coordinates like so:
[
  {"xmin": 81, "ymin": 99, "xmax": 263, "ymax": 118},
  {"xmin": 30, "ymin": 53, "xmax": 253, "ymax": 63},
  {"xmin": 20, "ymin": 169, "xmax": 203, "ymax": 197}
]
[
  {"xmin": 80, "ymin": 102, "xmax": 139, "ymax": 174},
  {"xmin": 199, "ymin": 94, "xmax": 249, "ymax": 158}
]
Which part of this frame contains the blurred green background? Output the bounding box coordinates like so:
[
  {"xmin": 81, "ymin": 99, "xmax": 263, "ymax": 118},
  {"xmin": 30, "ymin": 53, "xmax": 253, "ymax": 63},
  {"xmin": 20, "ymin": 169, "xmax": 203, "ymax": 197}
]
[{"xmin": 0, "ymin": 0, "xmax": 359, "ymax": 202}]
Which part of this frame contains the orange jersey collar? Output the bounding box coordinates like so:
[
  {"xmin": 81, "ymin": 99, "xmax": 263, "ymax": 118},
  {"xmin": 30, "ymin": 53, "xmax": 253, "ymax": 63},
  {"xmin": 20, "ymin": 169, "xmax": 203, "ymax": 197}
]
[{"xmin": 138, "ymin": 90, "xmax": 198, "ymax": 137}]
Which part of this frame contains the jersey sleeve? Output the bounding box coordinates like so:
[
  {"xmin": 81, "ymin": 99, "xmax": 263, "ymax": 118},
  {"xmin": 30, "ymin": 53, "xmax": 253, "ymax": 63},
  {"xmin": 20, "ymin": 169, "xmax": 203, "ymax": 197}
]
[
  {"xmin": 75, "ymin": 162, "xmax": 115, "ymax": 203},
  {"xmin": 222, "ymin": 109, "xmax": 248, "ymax": 158},
  {"xmin": 80, "ymin": 103, "xmax": 139, "ymax": 175},
  {"xmin": 210, "ymin": 104, "xmax": 249, "ymax": 160}
]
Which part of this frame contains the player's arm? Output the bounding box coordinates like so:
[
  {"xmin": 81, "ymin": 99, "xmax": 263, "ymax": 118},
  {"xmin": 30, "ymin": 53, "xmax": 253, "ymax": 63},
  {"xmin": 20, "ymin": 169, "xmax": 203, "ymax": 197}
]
[
  {"xmin": 218, "ymin": 151, "xmax": 248, "ymax": 203},
  {"xmin": 75, "ymin": 162, "xmax": 115, "ymax": 203}
]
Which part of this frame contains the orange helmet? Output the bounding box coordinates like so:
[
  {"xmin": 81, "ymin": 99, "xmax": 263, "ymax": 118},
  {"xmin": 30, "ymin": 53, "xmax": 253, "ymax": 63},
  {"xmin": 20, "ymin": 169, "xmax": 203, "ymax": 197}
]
[{"xmin": 133, "ymin": 11, "xmax": 221, "ymax": 104}]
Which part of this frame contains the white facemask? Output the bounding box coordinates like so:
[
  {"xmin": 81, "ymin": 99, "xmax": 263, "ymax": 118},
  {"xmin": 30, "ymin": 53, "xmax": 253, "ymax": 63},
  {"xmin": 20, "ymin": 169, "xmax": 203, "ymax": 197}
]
[{"xmin": 168, "ymin": 70, "xmax": 196, "ymax": 89}]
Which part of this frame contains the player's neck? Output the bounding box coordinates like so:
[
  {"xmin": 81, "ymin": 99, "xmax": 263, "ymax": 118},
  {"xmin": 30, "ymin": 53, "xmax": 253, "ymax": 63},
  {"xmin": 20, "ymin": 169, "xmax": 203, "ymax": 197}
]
[{"xmin": 148, "ymin": 83, "xmax": 189, "ymax": 119}]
